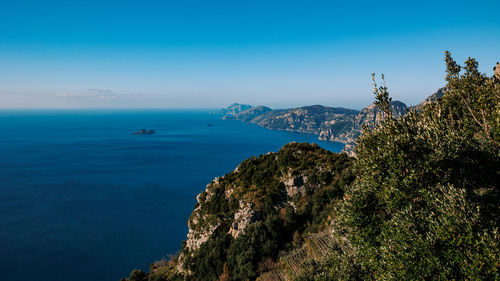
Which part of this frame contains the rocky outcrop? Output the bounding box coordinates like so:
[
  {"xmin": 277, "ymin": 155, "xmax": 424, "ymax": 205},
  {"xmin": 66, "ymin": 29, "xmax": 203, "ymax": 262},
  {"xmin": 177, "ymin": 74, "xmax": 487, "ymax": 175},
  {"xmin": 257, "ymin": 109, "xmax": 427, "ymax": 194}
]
[
  {"xmin": 181, "ymin": 166, "xmax": 301, "ymax": 253},
  {"xmin": 174, "ymin": 143, "xmax": 353, "ymax": 278},
  {"xmin": 185, "ymin": 222, "xmax": 219, "ymax": 251},
  {"xmin": 132, "ymin": 129, "xmax": 155, "ymax": 135},
  {"xmin": 228, "ymin": 201, "xmax": 255, "ymax": 239},
  {"xmin": 184, "ymin": 180, "xmax": 222, "ymax": 252},
  {"xmin": 281, "ymin": 170, "xmax": 307, "ymax": 197},
  {"xmin": 124, "ymin": 143, "xmax": 356, "ymax": 281},
  {"xmin": 341, "ymin": 143, "xmax": 357, "ymax": 157}
]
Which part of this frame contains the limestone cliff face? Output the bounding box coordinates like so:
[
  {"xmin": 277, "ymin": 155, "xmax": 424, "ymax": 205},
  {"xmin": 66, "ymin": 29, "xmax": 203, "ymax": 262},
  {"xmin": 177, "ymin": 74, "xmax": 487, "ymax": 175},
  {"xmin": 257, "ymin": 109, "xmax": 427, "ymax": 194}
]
[
  {"xmin": 183, "ymin": 179, "xmax": 222, "ymax": 252},
  {"xmin": 227, "ymin": 200, "xmax": 255, "ymax": 239},
  {"xmin": 175, "ymin": 143, "xmax": 353, "ymax": 278},
  {"xmin": 184, "ymin": 175, "xmax": 258, "ymax": 244},
  {"xmin": 180, "ymin": 163, "xmax": 304, "ymax": 254}
]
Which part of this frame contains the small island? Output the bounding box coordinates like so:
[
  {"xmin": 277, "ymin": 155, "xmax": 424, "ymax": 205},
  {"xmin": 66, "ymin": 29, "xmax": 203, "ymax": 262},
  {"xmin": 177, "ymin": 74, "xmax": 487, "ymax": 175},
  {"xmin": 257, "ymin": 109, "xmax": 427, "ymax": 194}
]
[{"xmin": 132, "ymin": 129, "xmax": 155, "ymax": 135}]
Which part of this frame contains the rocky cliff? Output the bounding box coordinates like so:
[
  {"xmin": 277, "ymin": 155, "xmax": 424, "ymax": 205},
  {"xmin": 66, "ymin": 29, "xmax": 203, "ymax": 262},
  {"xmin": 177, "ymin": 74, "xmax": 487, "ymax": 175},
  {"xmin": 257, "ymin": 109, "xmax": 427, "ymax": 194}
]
[{"xmin": 131, "ymin": 143, "xmax": 354, "ymax": 281}]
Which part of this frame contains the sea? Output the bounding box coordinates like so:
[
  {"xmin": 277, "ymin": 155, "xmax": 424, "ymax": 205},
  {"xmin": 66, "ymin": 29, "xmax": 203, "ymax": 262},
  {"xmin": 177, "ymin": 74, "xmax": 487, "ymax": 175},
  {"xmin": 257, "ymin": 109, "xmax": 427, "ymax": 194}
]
[{"xmin": 0, "ymin": 109, "xmax": 344, "ymax": 281}]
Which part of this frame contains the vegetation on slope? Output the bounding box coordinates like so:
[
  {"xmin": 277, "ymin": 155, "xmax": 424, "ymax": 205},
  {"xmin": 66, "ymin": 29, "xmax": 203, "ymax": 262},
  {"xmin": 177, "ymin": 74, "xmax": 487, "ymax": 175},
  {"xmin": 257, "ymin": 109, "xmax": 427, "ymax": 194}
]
[
  {"xmin": 122, "ymin": 142, "xmax": 354, "ymax": 281},
  {"xmin": 182, "ymin": 142, "xmax": 354, "ymax": 281},
  {"xmin": 296, "ymin": 53, "xmax": 499, "ymax": 280},
  {"xmin": 122, "ymin": 53, "xmax": 499, "ymax": 281}
]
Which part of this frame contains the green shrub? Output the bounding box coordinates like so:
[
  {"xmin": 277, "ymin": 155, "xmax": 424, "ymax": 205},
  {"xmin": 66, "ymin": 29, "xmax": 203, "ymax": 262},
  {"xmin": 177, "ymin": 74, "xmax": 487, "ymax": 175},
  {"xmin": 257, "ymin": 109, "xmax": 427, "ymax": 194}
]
[{"xmin": 300, "ymin": 52, "xmax": 499, "ymax": 280}]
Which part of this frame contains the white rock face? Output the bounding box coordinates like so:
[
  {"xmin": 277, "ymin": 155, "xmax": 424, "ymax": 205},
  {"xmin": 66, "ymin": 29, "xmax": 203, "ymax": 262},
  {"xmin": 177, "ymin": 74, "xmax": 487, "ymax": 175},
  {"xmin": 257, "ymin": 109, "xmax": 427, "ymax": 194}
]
[
  {"xmin": 183, "ymin": 178, "xmax": 222, "ymax": 252},
  {"xmin": 225, "ymin": 187, "xmax": 234, "ymax": 199},
  {"xmin": 185, "ymin": 222, "xmax": 219, "ymax": 251},
  {"xmin": 342, "ymin": 143, "xmax": 357, "ymax": 158},
  {"xmin": 282, "ymin": 171, "xmax": 307, "ymax": 197},
  {"xmin": 228, "ymin": 201, "xmax": 255, "ymax": 239}
]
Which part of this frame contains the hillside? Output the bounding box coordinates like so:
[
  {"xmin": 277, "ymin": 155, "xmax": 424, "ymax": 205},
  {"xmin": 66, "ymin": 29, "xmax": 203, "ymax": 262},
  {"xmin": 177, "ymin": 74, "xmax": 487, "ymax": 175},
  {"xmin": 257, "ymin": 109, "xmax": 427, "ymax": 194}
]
[
  {"xmin": 122, "ymin": 142, "xmax": 355, "ymax": 281},
  {"xmin": 122, "ymin": 54, "xmax": 499, "ymax": 281},
  {"xmin": 179, "ymin": 142, "xmax": 355, "ymax": 280},
  {"xmin": 221, "ymin": 89, "xmax": 447, "ymax": 155},
  {"xmin": 223, "ymin": 105, "xmax": 273, "ymax": 122},
  {"xmin": 221, "ymin": 100, "xmax": 408, "ymax": 154}
]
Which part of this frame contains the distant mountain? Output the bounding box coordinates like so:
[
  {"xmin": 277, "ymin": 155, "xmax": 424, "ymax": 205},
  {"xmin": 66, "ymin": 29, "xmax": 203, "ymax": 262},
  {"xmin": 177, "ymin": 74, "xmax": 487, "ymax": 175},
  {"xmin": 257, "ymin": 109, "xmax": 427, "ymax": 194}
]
[
  {"xmin": 221, "ymin": 101, "xmax": 409, "ymax": 155},
  {"xmin": 223, "ymin": 105, "xmax": 272, "ymax": 121},
  {"xmin": 219, "ymin": 103, "xmax": 252, "ymax": 116},
  {"xmin": 220, "ymin": 89, "xmax": 447, "ymax": 155},
  {"xmin": 251, "ymin": 105, "xmax": 360, "ymax": 135}
]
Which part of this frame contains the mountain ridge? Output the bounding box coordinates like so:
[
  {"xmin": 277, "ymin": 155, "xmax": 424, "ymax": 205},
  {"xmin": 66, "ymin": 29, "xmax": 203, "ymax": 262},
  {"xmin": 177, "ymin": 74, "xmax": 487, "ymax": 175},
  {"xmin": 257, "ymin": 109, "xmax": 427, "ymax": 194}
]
[{"xmin": 220, "ymin": 88, "xmax": 446, "ymax": 155}]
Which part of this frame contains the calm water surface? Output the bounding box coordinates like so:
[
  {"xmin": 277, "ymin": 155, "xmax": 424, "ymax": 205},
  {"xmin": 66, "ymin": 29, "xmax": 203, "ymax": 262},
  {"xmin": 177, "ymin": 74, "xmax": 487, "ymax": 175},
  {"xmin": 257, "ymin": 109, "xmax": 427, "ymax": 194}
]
[{"xmin": 0, "ymin": 109, "xmax": 343, "ymax": 281}]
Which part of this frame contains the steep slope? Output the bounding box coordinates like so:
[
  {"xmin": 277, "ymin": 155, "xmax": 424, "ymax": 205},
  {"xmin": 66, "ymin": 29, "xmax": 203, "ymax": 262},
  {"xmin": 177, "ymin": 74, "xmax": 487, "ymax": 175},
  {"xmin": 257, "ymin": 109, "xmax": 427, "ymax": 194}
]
[
  {"xmin": 175, "ymin": 143, "xmax": 354, "ymax": 281},
  {"xmin": 122, "ymin": 143, "xmax": 355, "ymax": 281},
  {"xmin": 295, "ymin": 54, "xmax": 500, "ymax": 280}
]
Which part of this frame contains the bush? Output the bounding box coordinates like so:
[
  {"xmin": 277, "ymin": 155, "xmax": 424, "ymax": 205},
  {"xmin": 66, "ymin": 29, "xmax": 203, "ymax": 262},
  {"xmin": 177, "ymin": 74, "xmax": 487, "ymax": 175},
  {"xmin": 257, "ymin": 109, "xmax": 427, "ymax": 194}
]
[{"xmin": 300, "ymin": 52, "xmax": 499, "ymax": 280}]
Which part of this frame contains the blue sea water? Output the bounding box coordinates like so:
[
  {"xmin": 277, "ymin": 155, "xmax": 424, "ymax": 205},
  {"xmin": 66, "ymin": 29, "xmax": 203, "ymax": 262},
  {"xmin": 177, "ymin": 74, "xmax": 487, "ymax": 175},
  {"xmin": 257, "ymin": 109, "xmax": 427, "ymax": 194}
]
[{"xmin": 0, "ymin": 110, "xmax": 343, "ymax": 281}]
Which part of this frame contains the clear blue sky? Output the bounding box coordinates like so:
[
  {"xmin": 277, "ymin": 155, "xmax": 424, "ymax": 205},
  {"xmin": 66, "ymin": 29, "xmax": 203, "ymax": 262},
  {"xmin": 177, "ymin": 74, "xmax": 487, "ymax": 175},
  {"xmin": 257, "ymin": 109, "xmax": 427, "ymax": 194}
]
[{"xmin": 1, "ymin": 0, "xmax": 499, "ymax": 109}]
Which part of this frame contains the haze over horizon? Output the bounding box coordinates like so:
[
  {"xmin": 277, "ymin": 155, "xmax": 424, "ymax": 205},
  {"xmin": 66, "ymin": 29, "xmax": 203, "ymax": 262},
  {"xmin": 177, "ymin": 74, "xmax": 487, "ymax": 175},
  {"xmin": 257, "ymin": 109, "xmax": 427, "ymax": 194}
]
[{"xmin": 1, "ymin": 0, "xmax": 499, "ymax": 109}]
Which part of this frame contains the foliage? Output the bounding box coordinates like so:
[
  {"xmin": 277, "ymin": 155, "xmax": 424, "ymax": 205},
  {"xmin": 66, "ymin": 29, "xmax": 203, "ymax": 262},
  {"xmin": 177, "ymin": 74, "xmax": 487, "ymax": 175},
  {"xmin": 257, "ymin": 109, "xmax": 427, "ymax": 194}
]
[
  {"xmin": 121, "ymin": 269, "xmax": 147, "ymax": 281},
  {"xmin": 124, "ymin": 53, "xmax": 499, "ymax": 281},
  {"xmin": 299, "ymin": 52, "xmax": 499, "ymax": 280},
  {"xmin": 181, "ymin": 142, "xmax": 355, "ymax": 281},
  {"xmin": 371, "ymin": 73, "xmax": 393, "ymax": 119}
]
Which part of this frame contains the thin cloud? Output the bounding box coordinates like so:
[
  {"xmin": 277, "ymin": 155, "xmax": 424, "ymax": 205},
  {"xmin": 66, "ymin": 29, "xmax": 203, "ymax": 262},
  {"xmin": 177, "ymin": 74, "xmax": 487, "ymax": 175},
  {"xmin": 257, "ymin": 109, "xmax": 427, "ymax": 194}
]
[
  {"xmin": 85, "ymin": 88, "xmax": 118, "ymax": 99},
  {"xmin": 51, "ymin": 88, "xmax": 119, "ymax": 99}
]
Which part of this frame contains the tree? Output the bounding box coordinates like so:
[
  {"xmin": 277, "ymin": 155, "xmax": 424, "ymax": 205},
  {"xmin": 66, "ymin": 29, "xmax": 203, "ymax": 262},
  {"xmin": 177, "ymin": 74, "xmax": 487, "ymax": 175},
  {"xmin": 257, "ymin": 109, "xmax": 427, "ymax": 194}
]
[
  {"xmin": 301, "ymin": 52, "xmax": 499, "ymax": 280},
  {"xmin": 371, "ymin": 73, "xmax": 393, "ymax": 120}
]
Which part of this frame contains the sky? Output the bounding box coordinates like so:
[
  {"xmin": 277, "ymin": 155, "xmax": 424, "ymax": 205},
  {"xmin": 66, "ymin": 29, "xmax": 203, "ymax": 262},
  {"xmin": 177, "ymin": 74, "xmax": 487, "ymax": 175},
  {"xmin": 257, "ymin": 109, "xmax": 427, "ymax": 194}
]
[{"xmin": 0, "ymin": 0, "xmax": 499, "ymax": 109}]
